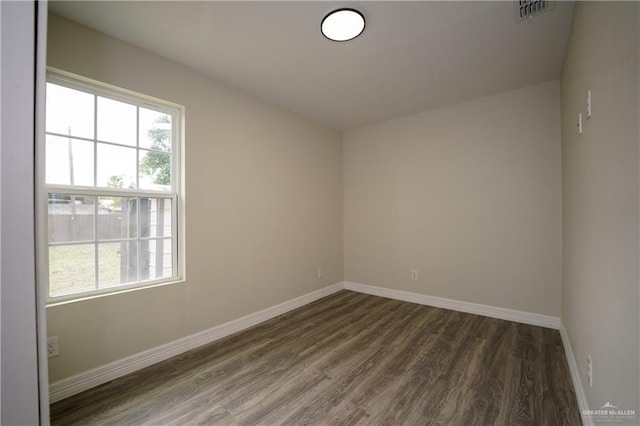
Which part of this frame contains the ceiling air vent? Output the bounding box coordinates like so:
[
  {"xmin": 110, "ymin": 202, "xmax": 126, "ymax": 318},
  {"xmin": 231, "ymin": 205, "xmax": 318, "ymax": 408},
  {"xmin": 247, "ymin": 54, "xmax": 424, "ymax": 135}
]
[{"xmin": 515, "ymin": 0, "xmax": 554, "ymax": 22}]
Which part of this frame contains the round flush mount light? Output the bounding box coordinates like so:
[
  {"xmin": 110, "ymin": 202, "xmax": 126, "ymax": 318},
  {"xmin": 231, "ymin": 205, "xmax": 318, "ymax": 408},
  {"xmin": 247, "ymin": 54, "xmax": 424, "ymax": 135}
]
[{"xmin": 321, "ymin": 9, "xmax": 365, "ymax": 42}]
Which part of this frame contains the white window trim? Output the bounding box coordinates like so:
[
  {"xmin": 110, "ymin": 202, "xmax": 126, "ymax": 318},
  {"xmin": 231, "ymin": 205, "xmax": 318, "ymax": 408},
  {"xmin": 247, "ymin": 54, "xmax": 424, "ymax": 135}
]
[{"xmin": 41, "ymin": 68, "xmax": 186, "ymax": 305}]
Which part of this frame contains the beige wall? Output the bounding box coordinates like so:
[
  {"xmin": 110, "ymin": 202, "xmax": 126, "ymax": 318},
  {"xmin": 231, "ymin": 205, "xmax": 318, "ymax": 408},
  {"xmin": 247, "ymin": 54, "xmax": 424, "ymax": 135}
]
[
  {"xmin": 344, "ymin": 80, "xmax": 563, "ymax": 316},
  {"xmin": 561, "ymin": 1, "xmax": 639, "ymax": 413},
  {"xmin": 46, "ymin": 14, "xmax": 343, "ymax": 382}
]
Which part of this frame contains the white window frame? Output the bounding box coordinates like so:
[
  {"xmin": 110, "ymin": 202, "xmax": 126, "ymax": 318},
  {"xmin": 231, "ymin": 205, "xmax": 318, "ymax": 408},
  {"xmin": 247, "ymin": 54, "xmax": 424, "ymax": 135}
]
[{"xmin": 42, "ymin": 68, "xmax": 185, "ymax": 304}]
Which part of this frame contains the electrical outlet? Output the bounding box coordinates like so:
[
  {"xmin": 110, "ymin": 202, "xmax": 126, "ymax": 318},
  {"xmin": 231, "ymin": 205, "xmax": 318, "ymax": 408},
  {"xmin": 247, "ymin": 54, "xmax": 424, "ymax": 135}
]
[
  {"xmin": 317, "ymin": 267, "xmax": 324, "ymax": 280},
  {"xmin": 587, "ymin": 355, "xmax": 593, "ymax": 387},
  {"xmin": 586, "ymin": 90, "xmax": 592, "ymax": 119},
  {"xmin": 411, "ymin": 270, "xmax": 418, "ymax": 281},
  {"xmin": 47, "ymin": 336, "xmax": 60, "ymax": 358}
]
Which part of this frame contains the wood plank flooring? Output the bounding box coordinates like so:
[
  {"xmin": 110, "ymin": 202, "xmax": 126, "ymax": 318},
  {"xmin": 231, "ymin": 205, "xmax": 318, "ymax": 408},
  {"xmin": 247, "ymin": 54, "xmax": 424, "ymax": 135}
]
[{"xmin": 50, "ymin": 291, "xmax": 582, "ymax": 425}]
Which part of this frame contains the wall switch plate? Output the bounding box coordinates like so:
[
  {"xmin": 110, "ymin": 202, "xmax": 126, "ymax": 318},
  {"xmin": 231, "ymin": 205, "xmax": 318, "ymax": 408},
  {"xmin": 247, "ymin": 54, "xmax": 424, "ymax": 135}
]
[
  {"xmin": 586, "ymin": 90, "xmax": 592, "ymax": 118},
  {"xmin": 317, "ymin": 267, "xmax": 324, "ymax": 279},
  {"xmin": 411, "ymin": 270, "xmax": 418, "ymax": 281},
  {"xmin": 47, "ymin": 336, "xmax": 60, "ymax": 358}
]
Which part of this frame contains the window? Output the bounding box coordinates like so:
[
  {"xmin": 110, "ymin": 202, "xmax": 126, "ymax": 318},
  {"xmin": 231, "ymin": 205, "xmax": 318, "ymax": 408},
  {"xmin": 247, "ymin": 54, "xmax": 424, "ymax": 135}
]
[{"xmin": 45, "ymin": 72, "xmax": 182, "ymax": 300}]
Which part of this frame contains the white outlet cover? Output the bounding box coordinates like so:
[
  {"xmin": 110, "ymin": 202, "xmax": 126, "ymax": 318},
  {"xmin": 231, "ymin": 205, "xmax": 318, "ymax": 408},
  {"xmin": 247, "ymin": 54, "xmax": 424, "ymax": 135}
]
[{"xmin": 47, "ymin": 336, "xmax": 60, "ymax": 358}]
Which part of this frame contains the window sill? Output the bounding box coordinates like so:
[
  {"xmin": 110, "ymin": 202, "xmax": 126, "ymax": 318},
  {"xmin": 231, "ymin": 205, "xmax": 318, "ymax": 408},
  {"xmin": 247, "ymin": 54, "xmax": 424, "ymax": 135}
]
[{"xmin": 46, "ymin": 278, "xmax": 186, "ymax": 307}]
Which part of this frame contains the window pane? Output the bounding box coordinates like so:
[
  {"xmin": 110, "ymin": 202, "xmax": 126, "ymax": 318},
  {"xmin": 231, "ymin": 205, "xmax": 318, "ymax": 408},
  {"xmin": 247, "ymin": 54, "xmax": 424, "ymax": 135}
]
[
  {"xmin": 98, "ymin": 196, "xmax": 138, "ymax": 240},
  {"xmin": 46, "ymin": 136, "xmax": 94, "ymax": 186},
  {"xmin": 98, "ymin": 242, "xmax": 138, "ymax": 289},
  {"xmin": 141, "ymin": 238, "xmax": 173, "ymax": 281},
  {"xmin": 49, "ymin": 244, "xmax": 96, "ymax": 297},
  {"xmin": 139, "ymin": 150, "xmax": 171, "ymax": 190},
  {"xmin": 46, "ymin": 76, "xmax": 181, "ymax": 299},
  {"xmin": 97, "ymin": 97, "xmax": 136, "ymax": 146},
  {"xmin": 97, "ymin": 143, "xmax": 137, "ymax": 188},
  {"xmin": 139, "ymin": 108, "xmax": 171, "ymax": 152},
  {"xmin": 46, "ymin": 83, "xmax": 95, "ymax": 139},
  {"xmin": 140, "ymin": 198, "xmax": 172, "ymax": 238},
  {"xmin": 48, "ymin": 194, "xmax": 95, "ymax": 243}
]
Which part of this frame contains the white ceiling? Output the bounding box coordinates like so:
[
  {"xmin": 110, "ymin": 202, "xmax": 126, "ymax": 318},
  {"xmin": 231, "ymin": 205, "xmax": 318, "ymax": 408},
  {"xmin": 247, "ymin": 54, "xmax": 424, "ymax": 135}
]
[{"xmin": 49, "ymin": 1, "xmax": 574, "ymax": 130}]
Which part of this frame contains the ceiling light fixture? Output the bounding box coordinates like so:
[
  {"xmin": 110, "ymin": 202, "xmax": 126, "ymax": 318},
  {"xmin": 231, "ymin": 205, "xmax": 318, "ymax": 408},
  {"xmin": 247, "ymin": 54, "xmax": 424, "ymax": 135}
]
[{"xmin": 321, "ymin": 9, "xmax": 365, "ymax": 42}]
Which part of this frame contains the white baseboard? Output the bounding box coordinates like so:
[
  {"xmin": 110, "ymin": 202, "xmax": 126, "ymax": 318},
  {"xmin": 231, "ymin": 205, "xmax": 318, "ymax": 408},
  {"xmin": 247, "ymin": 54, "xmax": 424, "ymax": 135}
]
[
  {"xmin": 50, "ymin": 281, "xmax": 563, "ymax": 403},
  {"xmin": 49, "ymin": 282, "xmax": 344, "ymax": 403},
  {"xmin": 559, "ymin": 323, "xmax": 592, "ymax": 426},
  {"xmin": 344, "ymin": 281, "xmax": 560, "ymax": 329}
]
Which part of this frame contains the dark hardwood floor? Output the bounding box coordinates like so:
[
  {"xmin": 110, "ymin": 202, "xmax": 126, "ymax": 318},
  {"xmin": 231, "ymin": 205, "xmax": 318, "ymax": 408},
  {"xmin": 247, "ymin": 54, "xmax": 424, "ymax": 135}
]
[{"xmin": 50, "ymin": 290, "xmax": 582, "ymax": 425}]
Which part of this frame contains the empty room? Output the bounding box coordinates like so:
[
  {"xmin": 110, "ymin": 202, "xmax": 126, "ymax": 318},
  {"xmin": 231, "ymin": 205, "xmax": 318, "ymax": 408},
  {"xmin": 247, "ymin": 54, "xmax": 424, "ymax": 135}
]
[{"xmin": 1, "ymin": 1, "xmax": 639, "ymax": 425}]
